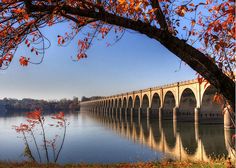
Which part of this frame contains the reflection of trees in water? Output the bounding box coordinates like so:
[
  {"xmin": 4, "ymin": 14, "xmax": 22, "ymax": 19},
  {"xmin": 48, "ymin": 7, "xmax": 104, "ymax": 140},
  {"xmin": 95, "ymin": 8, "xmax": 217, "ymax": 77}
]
[
  {"xmin": 199, "ymin": 124, "xmax": 228, "ymax": 158},
  {"xmin": 162, "ymin": 121, "xmax": 176, "ymax": 149},
  {"xmin": 178, "ymin": 122, "xmax": 197, "ymax": 155}
]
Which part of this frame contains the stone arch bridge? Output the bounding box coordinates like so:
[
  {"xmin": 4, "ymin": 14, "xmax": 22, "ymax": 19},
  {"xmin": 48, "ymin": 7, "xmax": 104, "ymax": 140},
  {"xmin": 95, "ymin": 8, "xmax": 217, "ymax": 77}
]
[{"xmin": 80, "ymin": 79, "xmax": 233, "ymax": 129}]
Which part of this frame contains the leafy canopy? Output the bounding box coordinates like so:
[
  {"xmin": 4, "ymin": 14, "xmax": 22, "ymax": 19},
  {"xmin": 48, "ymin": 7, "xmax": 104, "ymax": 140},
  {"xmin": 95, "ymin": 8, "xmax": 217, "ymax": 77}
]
[{"xmin": 0, "ymin": 0, "xmax": 235, "ymax": 80}]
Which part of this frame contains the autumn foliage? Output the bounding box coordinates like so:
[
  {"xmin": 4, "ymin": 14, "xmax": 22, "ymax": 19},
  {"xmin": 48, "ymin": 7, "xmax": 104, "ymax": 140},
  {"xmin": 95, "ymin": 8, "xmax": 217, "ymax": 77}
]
[
  {"xmin": 0, "ymin": 0, "xmax": 235, "ymax": 109},
  {"xmin": 13, "ymin": 109, "xmax": 68, "ymax": 163}
]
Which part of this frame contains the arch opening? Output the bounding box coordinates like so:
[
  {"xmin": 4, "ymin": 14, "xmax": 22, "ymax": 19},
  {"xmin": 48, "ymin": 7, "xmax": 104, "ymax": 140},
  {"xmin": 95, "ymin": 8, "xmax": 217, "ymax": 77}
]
[
  {"xmin": 151, "ymin": 93, "xmax": 161, "ymax": 118},
  {"xmin": 134, "ymin": 96, "xmax": 140, "ymax": 117},
  {"xmin": 118, "ymin": 98, "xmax": 122, "ymax": 108},
  {"xmin": 179, "ymin": 88, "xmax": 197, "ymax": 122},
  {"xmin": 200, "ymin": 86, "xmax": 224, "ymax": 124},
  {"xmin": 127, "ymin": 97, "xmax": 133, "ymax": 116},
  {"xmin": 115, "ymin": 99, "xmax": 118, "ymax": 108},
  {"xmin": 163, "ymin": 91, "xmax": 176, "ymax": 120},
  {"xmin": 142, "ymin": 94, "xmax": 149, "ymax": 118}
]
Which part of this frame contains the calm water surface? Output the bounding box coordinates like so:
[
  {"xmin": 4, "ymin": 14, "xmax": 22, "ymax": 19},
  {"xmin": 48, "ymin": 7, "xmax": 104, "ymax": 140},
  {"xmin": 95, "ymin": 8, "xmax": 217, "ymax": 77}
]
[{"xmin": 0, "ymin": 111, "xmax": 234, "ymax": 163}]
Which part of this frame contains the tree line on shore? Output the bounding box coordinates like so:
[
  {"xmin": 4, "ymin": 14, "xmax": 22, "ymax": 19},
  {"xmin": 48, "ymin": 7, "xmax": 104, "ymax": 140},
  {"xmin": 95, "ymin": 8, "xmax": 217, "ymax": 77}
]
[{"xmin": 0, "ymin": 97, "xmax": 80, "ymax": 114}]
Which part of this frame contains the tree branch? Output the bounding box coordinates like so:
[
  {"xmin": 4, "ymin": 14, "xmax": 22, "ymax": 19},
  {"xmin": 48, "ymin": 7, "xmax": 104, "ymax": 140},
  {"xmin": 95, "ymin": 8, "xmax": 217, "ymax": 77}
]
[
  {"xmin": 149, "ymin": 0, "xmax": 168, "ymax": 30},
  {"xmin": 22, "ymin": 3, "xmax": 236, "ymax": 110}
]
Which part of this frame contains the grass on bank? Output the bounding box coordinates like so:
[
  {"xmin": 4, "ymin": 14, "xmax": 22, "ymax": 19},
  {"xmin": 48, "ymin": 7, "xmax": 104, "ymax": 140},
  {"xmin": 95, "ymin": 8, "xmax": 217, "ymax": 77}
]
[{"xmin": 0, "ymin": 159, "xmax": 234, "ymax": 168}]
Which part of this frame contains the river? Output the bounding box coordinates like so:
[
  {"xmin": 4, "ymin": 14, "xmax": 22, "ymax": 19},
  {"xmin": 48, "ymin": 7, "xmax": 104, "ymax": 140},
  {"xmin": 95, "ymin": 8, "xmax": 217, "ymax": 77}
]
[{"xmin": 0, "ymin": 111, "xmax": 234, "ymax": 163}]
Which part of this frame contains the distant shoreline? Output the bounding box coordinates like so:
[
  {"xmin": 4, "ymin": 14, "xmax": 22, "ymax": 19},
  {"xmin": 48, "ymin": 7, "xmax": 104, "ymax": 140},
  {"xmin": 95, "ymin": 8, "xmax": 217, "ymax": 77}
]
[{"xmin": 0, "ymin": 97, "xmax": 80, "ymax": 114}]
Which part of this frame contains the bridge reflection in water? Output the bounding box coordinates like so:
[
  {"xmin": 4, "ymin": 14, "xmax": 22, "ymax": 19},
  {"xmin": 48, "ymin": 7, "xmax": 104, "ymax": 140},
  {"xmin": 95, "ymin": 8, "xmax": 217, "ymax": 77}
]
[{"xmin": 85, "ymin": 111, "xmax": 235, "ymax": 162}]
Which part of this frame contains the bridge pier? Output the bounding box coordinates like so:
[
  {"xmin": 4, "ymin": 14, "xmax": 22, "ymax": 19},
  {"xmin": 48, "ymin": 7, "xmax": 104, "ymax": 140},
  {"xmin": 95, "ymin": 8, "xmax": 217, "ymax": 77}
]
[
  {"xmin": 110, "ymin": 107, "xmax": 113, "ymax": 118},
  {"xmin": 104, "ymin": 107, "xmax": 107, "ymax": 116},
  {"xmin": 224, "ymin": 128, "xmax": 235, "ymax": 158},
  {"xmin": 115, "ymin": 108, "xmax": 118, "ymax": 119},
  {"xmin": 195, "ymin": 123, "xmax": 199, "ymax": 142},
  {"xmin": 159, "ymin": 107, "xmax": 163, "ymax": 121},
  {"xmin": 138, "ymin": 108, "xmax": 142, "ymax": 124},
  {"xmin": 104, "ymin": 107, "xmax": 108, "ymax": 117},
  {"xmin": 223, "ymin": 106, "xmax": 233, "ymax": 129},
  {"xmin": 128, "ymin": 108, "xmax": 133, "ymax": 122},
  {"xmin": 112, "ymin": 108, "xmax": 115, "ymax": 118},
  {"xmin": 173, "ymin": 107, "xmax": 179, "ymax": 121},
  {"xmin": 146, "ymin": 107, "xmax": 151, "ymax": 120},
  {"xmin": 173, "ymin": 107, "xmax": 180, "ymax": 136},
  {"xmin": 173, "ymin": 116, "xmax": 178, "ymax": 136},
  {"xmin": 108, "ymin": 107, "xmax": 111, "ymax": 117},
  {"xmin": 119, "ymin": 108, "xmax": 123, "ymax": 120},
  {"xmin": 194, "ymin": 107, "xmax": 200, "ymax": 124},
  {"xmin": 123, "ymin": 108, "xmax": 127, "ymax": 119},
  {"xmin": 116, "ymin": 108, "xmax": 121, "ymax": 119}
]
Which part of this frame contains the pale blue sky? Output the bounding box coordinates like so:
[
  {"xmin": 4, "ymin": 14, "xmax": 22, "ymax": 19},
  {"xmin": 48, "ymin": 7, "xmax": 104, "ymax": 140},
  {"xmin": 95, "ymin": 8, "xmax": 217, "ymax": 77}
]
[{"xmin": 0, "ymin": 23, "xmax": 195, "ymax": 100}]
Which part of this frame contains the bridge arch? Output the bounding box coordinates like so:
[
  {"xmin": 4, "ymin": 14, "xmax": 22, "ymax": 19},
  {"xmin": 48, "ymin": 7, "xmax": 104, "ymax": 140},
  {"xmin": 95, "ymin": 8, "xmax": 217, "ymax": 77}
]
[
  {"xmin": 118, "ymin": 98, "xmax": 122, "ymax": 108},
  {"xmin": 151, "ymin": 93, "xmax": 161, "ymax": 118},
  {"xmin": 179, "ymin": 88, "xmax": 197, "ymax": 122},
  {"xmin": 141, "ymin": 94, "xmax": 149, "ymax": 118},
  {"xmin": 115, "ymin": 99, "xmax": 118, "ymax": 108},
  {"xmin": 106, "ymin": 100, "xmax": 109, "ymax": 108},
  {"xmin": 111, "ymin": 99, "xmax": 114, "ymax": 108},
  {"xmin": 127, "ymin": 96, "xmax": 133, "ymax": 116},
  {"xmin": 134, "ymin": 95, "xmax": 141, "ymax": 117},
  {"xmin": 108, "ymin": 99, "xmax": 111, "ymax": 108},
  {"xmin": 163, "ymin": 91, "xmax": 176, "ymax": 120},
  {"xmin": 123, "ymin": 97, "xmax": 127, "ymax": 109},
  {"xmin": 200, "ymin": 85, "xmax": 224, "ymax": 123}
]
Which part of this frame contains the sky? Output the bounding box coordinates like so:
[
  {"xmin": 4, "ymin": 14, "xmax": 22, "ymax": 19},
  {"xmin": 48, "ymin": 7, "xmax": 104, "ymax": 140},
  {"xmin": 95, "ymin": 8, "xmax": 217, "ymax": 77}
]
[{"xmin": 0, "ymin": 23, "xmax": 196, "ymax": 100}]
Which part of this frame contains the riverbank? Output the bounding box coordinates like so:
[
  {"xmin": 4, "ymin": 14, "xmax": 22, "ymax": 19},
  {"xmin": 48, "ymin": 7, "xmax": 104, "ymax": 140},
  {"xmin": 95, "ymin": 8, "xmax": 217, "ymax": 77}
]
[{"xmin": 0, "ymin": 160, "xmax": 232, "ymax": 168}]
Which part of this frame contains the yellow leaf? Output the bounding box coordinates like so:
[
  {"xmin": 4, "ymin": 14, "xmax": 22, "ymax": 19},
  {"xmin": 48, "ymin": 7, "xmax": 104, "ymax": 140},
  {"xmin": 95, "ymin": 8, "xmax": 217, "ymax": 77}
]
[{"xmin": 118, "ymin": 0, "xmax": 126, "ymax": 5}]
